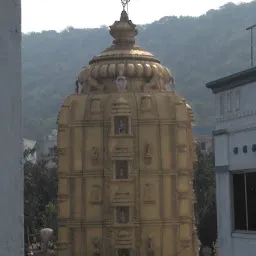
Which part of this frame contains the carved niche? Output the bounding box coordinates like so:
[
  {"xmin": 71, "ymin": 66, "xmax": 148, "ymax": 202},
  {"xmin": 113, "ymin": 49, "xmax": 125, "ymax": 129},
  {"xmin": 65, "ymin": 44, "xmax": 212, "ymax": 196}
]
[
  {"xmin": 140, "ymin": 95, "xmax": 152, "ymax": 111},
  {"xmin": 115, "ymin": 160, "xmax": 129, "ymax": 179},
  {"xmin": 90, "ymin": 99, "xmax": 101, "ymax": 113},
  {"xmin": 92, "ymin": 237, "xmax": 100, "ymax": 256},
  {"xmin": 116, "ymin": 74, "xmax": 128, "ymax": 92},
  {"xmin": 90, "ymin": 185, "xmax": 102, "ymax": 204},
  {"xmin": 147, "ymin": 235, "xmax": 155, "ymax": 256},
  {"xmin": 144, "ymin": 143, "xmax": 153, "ymax": 165},
  {"xmin": 144, "ymin": 143, "xmax": 152, "ymax": 158},
  {"xmin": 116, "ymin": 206, "xmax": 130, "ymax": 224},
  {"xmin": 144, "ymin": 183, "xmax": 155, "ymax": 204},
  {"xmin": 91, "ymin": 147, "xmax": 99, "ymax": 165},
  {"xmin": 114, "ymin": 116, "xmax": 129, "ymax": 135},
  {"xmin": 117, "ymin": 248, "xmax": 130, "ymax": 256}
]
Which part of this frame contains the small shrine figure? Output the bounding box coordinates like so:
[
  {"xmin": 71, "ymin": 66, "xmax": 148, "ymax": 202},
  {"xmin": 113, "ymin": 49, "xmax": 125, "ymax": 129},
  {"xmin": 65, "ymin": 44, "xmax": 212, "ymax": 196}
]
[
  {"xmin": 118, "ymin": 119, "xmax": 125, "ymax": 134},
  {"xmin": 116, "ymin": 75, "xmax": 127, "ymax": 92},
  {"xmin": 92, "ymin": 237, "xmax": 100, "ymax": 256},
  {"xmin": 120, "ymin": 210, "xmax": 126, "ymax": 223},
  {"xmin": 92, "ymin": 147, "xmax": 99, "ymax": 160},
  {"xmin": 144, "ymin": 183, "xmax": 153, "ymax": 202},
  {"xmin": 114, "ymin": 116, "xmax": 128, "ymax": 135},
  {"xmin": 141, "ymin": 95, "xmax": 151, "ymax": 110},
  {"xmin": 144, "ymin": 143, "xmax": 152, "ymax": 158},
  {"xmin": 116, "ymin": 161, "xmax": 128, "ymax": 179},
  {"xmin": 119, "ymin": 167, "xmax": 125, "ymax": 178},
  {"xmin": 117, "ymin": 207, "xmax": 129, "ymax": 224},
  {"xmin": 147, "ymin": 235, "xmax": 154, "ymax": 256}
]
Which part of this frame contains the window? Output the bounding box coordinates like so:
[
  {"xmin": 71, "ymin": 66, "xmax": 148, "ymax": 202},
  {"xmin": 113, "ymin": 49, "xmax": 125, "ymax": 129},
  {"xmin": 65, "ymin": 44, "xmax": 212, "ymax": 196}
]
[
  {"xmin": 117, "ymin": 249, "xmax": 130, "ymax": 256},
  {"xmin": 232, "ymin": 172, "xmax": 256, "ymax": 231},
  {"xmin": 115, "ymin": 160, "xmax": 128, "ymax": 179},
  {"xmin": 220, "ymin": 94, "xmax": 224, "ymax": 115},
  {"xmin": 116, "ymin": 206, "xmax": 130, "ymax": 224},
  {"xmin": 114, "ymin": 116, "xmax": 129, "ymax": 135},
  {"xmin": 226, "ymin": 91, "xmax": 232, "ymax": 112},
  {"xmin": 200, "ymin": 142, "xmax": 206, "ymax": 151},
  {"xmin": 49, "ymin": 146, "xmax": 57, "ymax": 157},
  {"xmin": 235, "ymin": 90, "xmax": 240, "ymax": 111}
]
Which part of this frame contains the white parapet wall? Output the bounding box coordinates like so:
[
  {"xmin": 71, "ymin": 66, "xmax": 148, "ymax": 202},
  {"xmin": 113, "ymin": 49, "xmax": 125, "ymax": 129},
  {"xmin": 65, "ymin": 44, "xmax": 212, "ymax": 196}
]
[{"xmin": 0, "ymin": 0, "xmax": 23, "ymax": 255}]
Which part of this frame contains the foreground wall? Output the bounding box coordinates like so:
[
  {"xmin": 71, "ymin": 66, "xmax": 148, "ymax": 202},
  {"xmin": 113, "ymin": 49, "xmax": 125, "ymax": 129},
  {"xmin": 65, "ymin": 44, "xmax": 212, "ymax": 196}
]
[{"xmin": 0, "ymin": 0, "xmax": 23, "ymax": 255}]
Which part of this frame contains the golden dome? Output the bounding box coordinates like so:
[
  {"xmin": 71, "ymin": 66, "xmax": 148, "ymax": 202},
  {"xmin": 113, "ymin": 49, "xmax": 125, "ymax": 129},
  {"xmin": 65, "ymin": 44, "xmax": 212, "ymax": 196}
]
[{"xmin": 78, "ymin": 10, "xmax": 174, "ymax": 93}]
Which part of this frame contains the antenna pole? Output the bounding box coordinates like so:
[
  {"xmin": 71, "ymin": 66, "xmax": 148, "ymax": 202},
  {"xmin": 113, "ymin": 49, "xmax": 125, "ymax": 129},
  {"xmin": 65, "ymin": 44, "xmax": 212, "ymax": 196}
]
[{"xmin": 246, "ymin": 24, "xmax": 256, "ymax": 68}]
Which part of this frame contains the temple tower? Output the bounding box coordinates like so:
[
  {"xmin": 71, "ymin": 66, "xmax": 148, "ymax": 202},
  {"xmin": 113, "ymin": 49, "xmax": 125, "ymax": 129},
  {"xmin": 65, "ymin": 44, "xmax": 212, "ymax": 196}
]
[{"xmin": 57, "ymin": 4, "xmax": 199, "ymax": 256}]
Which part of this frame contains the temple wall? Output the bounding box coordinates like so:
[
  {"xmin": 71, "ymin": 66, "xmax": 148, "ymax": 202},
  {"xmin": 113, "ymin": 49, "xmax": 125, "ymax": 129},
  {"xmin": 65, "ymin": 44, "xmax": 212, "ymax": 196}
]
[{"xmin": 57, "ymin": 93, "xmax": 197, "ymax": 256}]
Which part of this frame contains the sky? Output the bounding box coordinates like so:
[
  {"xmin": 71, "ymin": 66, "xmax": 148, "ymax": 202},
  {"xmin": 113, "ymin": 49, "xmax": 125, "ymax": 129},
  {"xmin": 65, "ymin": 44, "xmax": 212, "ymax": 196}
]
[{"xmin": 22, "ymin": 0, "xmax": 254, "ymax": 33}]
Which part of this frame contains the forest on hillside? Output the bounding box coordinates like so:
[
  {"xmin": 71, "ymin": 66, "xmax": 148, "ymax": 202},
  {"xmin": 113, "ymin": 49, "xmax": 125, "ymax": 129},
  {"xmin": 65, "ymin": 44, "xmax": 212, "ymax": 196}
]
[{"xmin": 22, "ymin": 1, "xmax": 256, "ymax": 140}]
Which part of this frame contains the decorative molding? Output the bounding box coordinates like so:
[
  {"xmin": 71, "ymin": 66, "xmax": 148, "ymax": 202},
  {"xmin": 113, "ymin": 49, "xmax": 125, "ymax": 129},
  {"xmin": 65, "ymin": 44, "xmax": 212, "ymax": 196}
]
[
  {"xmin": 212, "ymin": 129, "xmax": 228, "ymax": 136},
  {"xmin": 206, "ymin": 66, "xmax": 256, "ymax": 93},
  {"xmin": 144, "ymin": 183, "xmax": 156, "ymax": 204},
  {"xmin": 90, "ymin": 185, "xmax": 102, "ymax": 204},
  {"xmin": 90, "ymin": 98, "xmax": 101, "ymax": 113},
  {"xmin": 216, "ymin": 109, "xmax": 256, "ymax": 123},
  {"xmin": 92, "ymin": 237, "xmax": 101, "ymax": 255},
  {"xmin": 140, "ymin": 95, "xmax": 152, "ymax": 111},
  {"xmin": 91, "ymin": 147, "xmax": 99, "ymax": 164}
]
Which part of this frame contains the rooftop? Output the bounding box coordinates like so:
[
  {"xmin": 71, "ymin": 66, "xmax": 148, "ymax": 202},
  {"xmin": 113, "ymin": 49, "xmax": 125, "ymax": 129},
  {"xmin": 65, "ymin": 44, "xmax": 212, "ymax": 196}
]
[{"xmin": 206, "ymin": 66, "xmax": 256, "ymax": 93}]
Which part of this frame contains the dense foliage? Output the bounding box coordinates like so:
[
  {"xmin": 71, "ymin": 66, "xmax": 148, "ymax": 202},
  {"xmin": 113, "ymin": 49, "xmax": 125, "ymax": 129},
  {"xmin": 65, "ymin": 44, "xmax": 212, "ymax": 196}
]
[
  {"xmin": 194, "ymin": 146, "xmax": 217, "ymax": 253},
  {"xmin": 24, "ymin": 149, "xmax": 58, "ymax": 248},
  {"xmin": 22, "ymin": 1, "xmax": 256, "ymax": 140}
]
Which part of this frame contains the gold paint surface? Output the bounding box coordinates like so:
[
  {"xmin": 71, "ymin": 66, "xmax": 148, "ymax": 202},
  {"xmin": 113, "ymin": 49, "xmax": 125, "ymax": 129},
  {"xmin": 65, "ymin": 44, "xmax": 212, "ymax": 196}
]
[{"xmin": 57, "ymin": 8, "xmax": 199, "ymax": 256}]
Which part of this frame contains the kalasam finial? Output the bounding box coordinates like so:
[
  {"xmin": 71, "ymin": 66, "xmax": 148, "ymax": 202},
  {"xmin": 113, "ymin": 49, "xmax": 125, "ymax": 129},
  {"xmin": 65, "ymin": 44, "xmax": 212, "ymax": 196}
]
[{"xmin": 121, "ymin": 0, "xmax": 130, "ymax": 12}]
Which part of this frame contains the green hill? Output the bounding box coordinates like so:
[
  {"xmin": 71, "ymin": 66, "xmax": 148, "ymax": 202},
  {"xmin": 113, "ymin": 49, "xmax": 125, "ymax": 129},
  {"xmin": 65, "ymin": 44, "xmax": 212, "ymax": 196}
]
[{"xmin": 22, "ymin": 1, "xmax": 256, "ymax": 139}]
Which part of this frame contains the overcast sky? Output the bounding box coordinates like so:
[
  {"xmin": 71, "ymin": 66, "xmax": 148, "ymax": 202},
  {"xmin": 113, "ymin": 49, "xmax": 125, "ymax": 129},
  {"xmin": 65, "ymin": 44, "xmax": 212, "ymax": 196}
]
[{"xmin": 22, "ymin": 0, "xmax": 253, "ymax": 33}]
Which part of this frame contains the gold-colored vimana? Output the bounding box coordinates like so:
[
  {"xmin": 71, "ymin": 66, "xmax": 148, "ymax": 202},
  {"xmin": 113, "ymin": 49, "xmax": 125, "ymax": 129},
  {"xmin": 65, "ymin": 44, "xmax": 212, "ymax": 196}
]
[{"xmin": 57, "ymin": 8, "xmax": 199, "ymax": 256}]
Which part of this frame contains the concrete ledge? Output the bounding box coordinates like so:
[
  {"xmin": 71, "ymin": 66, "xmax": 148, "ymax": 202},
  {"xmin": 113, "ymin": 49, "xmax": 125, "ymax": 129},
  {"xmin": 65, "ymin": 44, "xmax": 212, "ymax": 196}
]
[
  {"xmin": 214, "ymin": 165, "xmax": 229, "ymax": 173},
  {"xmin": 213, "ymin": 129, "xmax": 228, "ymax": 136}
]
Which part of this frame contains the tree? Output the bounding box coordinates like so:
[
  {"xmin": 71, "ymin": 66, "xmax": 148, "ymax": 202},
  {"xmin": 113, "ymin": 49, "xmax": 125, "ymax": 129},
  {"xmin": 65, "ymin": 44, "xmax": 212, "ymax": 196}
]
[
  {"xmin": 194, "ymin": 146, "xmax": 217, "ymax": 253},
  {"xmin": 24, "ymin": 148, "xmax": 58, "ymax": 249}
]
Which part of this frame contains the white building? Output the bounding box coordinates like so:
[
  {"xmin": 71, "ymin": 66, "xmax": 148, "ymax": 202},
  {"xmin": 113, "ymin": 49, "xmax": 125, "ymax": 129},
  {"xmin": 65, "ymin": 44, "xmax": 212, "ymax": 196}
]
[
  {"xmin": 195, "ymin": 134, "xmax": 213, "ymax": 153},
  {"xmin": 206, "ymin": 66, "xmax": 256, "ymax": 256},
  {"xmin": 0, "ymin": 0, "xmax": 23, "ymax": 255},
  {"xmin": 42, "ymin": 129, "xmax": 57, "ymax": 168},
  {"xmin": 23, "ymin": 138, "xmax": 38, "ymax": 163}
]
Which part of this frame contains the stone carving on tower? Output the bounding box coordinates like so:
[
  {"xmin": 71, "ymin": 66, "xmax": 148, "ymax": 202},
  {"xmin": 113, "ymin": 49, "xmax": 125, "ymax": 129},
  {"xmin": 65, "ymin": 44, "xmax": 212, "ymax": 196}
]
[{"xmin": 56, "ymin": 0, "xmax": 199, "ymax": 255}]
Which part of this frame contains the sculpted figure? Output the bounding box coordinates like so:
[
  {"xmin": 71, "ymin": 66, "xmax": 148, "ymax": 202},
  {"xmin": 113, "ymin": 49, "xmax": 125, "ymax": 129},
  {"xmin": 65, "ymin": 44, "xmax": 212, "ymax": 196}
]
[
  {"xmin": 87, "ymin": 76, "xmax": 104, "ymax": 92},
  {"xmin": 118, "ymin": 119, "xmax": 125, "ymax": 134},
  {"xmin": 92, "ymin": 147, "xmax": 99, "ymax": 160},
  {"xmin": 144, "ymin": 143, "xmax": 152, "ymax": 158},
  {"xmin": 92, "ymin": 237, "xmax": 100, "ymax": 256}
]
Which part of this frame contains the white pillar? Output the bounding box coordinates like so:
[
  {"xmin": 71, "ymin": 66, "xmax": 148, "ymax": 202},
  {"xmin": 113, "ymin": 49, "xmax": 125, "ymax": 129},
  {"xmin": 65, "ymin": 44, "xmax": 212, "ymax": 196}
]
[{"xmin": 0, "ymin": 0, "xmax": 23, "ymax": 255}]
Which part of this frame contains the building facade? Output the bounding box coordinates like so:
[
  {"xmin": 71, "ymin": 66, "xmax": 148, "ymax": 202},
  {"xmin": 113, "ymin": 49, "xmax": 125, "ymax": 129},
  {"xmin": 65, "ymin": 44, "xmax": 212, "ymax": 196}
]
[
  {"xmin": 207, "ymin": 67, "xmax": 256, "ymax": 256},
  {"xmin": 57, "ymin": 8, "xmax": 199, "ymax": 256},
  {"xmin": 0, "ymin": 0, "xmax": 23, "ymax": 255},
  {"xmin": 195, "ymin": 134, "xmax": 213, "ymax": 153},
  {"xmin": 41, "ymin": 130, "xmax": 57, "ymax": 168}
]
